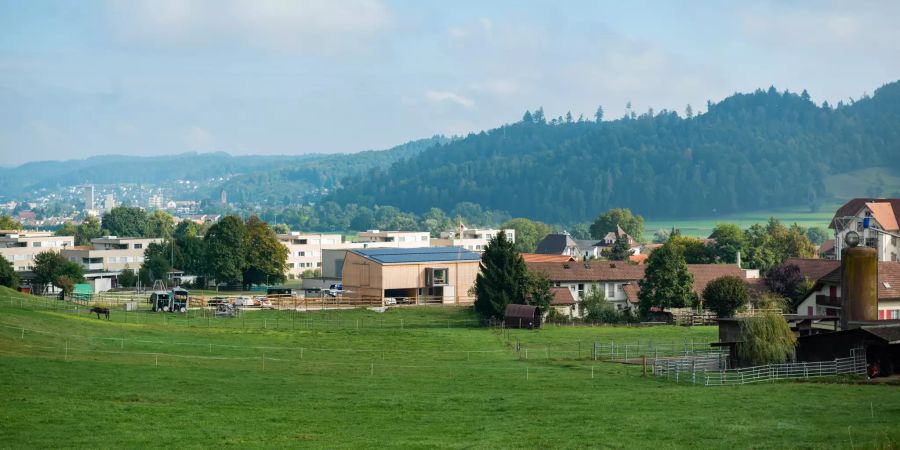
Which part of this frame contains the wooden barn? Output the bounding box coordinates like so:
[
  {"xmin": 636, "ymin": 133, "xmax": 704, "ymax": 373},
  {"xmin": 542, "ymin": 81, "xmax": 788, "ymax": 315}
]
[{"xmin": 504, "ymin": 304, "xmax": 541, "ymax": 329}]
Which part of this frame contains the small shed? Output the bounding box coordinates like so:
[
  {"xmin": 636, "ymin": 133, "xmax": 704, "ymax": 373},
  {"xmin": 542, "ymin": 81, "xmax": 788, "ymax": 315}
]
[
  {"xmin": 797, "ymin": 323, "xmax": 900, "ymax": 375},
  {"xmin": 504, "ymin": 304, "xmax": 541, "ymax": 329}
]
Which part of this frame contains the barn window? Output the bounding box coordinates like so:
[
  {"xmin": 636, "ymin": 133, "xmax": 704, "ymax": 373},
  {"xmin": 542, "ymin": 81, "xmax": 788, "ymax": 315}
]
[{"xmin": 427, "ymin": 268, "xmax": 449, "ymax": 286}]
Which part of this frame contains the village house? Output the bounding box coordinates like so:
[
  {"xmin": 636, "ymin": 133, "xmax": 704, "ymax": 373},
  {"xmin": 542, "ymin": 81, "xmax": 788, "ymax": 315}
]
[
  {"xmin": 527, "ymin": 260, "xmax": 747, "ymax": 318},
  {"xmin": 535, "ymin": 225, "xmax": 640, "ymax": 260},
  {"xmin": 830, "ymin": 198, "xmax": 900, "ymax": 262},
  {"xmin": 341, "ymin": 247, "xmax": 480, "ymax": 305},
  {"xmin": 795, "ymin": 261, "xmax": 900, "ymax": 319}
]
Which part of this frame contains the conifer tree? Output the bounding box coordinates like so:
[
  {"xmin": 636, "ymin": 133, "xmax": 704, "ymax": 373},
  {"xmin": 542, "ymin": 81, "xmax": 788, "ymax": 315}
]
[{"xmin": 474, "ymin": 231, "xmax": 527, "ymax": 320}]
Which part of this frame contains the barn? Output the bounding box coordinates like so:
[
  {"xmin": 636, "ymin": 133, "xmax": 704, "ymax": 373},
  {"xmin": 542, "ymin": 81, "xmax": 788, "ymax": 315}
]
[{"xmin": 504, "ymin": 304, "xmax": 541, "ymax": 329}]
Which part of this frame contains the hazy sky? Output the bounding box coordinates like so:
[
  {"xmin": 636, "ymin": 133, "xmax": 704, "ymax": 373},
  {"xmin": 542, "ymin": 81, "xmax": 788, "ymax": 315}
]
[{"xmin": 1, "ymin": 0, "xmax": 899, "ymax": 165}]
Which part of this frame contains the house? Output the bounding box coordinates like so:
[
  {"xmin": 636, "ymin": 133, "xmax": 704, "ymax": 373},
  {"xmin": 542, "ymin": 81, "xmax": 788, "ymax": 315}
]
[
  {"xmin": 830, "ymin": 198, "xmax": 900, "ymax": 262},
  {"xmin": 527, "ymin": 260, "xmax": 747, "ymax": 317},
  {"xmin": 341, "ymin": 246, "xmax": 481, "ymax": 305},
  {"xmin": 795, "ymin": 261, "xmax": 900, "ymax": 319},
  {"xmin": 356, "ymin": 230, "xmax": 431, "ymax": 248},
  {"xmin": 534, "ymin": 233, "xmax": 581, "ymax": 257},
  {"xmin": 818, "ymin": 239, "xmax": 836, "ymax": 259},
  {"xmin": 549, "ymin": 287, "xmax": 577, "ymax": 317},
  {"xmin": 432, "ymin": 226, "xmax": 516, "ymax": 252},
  {"xmin": 0, "ymin": 230, "xmax": 74, "ymax": 272}
]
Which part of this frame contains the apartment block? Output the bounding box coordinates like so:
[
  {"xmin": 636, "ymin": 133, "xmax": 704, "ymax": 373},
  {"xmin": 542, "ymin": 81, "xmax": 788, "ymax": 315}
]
[
  {"xmin": 0, "ymin": 230, "xmax": 75, "ymax": 272},
  {"xmin": 432, "ymin": 226, "xmax": 516, "ymax": 252}
]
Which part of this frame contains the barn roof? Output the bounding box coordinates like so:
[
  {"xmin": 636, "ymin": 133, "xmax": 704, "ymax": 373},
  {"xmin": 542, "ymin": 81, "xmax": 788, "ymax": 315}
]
[
  {"xmin": 504, "ymin": 303, "xmax": 539, "ymax": 317},
  {"xmin": 526, "ymin": 261, "xmax": 645, "ymax": 282},
  {"xmin": 520, "ymin": 253, "xmax": 576, "ymax": 263},
  {"xmin": 351, "ymin": 246, "xmax": 480, "ymax": 264}
]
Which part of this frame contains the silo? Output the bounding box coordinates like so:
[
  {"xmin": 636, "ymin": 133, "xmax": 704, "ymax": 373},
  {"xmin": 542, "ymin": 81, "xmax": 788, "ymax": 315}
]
[{"xmin": 840, "ymin": 246, "xmax": 878, "ymax": 329}]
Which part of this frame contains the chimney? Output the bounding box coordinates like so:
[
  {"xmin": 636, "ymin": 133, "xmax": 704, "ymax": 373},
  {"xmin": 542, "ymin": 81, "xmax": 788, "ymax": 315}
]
[{"xmin": 736, "ymin": 250, "xmax": 742, "ymax": 269}]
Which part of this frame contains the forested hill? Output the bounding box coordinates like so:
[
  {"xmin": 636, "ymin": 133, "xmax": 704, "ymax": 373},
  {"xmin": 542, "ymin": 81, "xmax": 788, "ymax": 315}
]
[{"xmin": 329, "ymin": 82, "xmax": 900, "ymax": 222}]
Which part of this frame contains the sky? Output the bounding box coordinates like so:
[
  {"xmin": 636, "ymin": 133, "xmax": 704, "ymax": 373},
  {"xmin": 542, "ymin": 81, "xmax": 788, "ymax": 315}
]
[{"xmin": 1, "ymin": 0, "xmax": 899, "ymax": 165}]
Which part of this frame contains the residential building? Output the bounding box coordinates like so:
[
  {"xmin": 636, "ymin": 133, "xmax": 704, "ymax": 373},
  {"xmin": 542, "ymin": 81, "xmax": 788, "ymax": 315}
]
[
  {"xmin": 62, "ymin": 236, "xmax": 161, "ymax": 273},
  {"xmin": 357, "ymin": 230, "xmax": 431, "ymax": 248},
  {"xmin": 830, "ymin": 198, "xmax": 900, "ymax": 262},
  {"xmin": 342, "ymin": 247, "xmax": 481, "ymax": 305},
  {"xmin": 535, "ymin": 227, "xmax": 639, "ymax": 260},
  {"xmin": 0, "ymin": 230, "xmax": 74, "ymax": 272},
  {"xmin": 432, "ymin": 226, "xmax": 516, "ymax": 252},
  {"xmin": 278, "ymin": 232, "xmax": 348, "ymax": 279},
  {"xmin": 795, "ymin": 261, "xmax": 900, "ymax": 320},
  {"xmin": 527, "ymin": 260, "xmax": 747, "ymax": 317},
  {"xmin": 103, "ymin": 194, "xmax": 116, "ymax": 213},
  {"xmin": 535, "ymin": 233, "xmax": 581, "ymax": 257}
]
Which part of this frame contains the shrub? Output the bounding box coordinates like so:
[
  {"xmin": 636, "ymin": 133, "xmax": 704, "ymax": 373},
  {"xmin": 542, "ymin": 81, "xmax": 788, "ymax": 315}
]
[{"xmin": 702, "ymin": 275, "xmax": 750, "ymax": 318}]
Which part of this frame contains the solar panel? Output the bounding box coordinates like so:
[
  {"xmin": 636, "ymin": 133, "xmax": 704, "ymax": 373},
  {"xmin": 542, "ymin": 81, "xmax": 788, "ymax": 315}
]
[{"xmin": 353, "ymin": 246, "xmax": 481, "ymax": 264}]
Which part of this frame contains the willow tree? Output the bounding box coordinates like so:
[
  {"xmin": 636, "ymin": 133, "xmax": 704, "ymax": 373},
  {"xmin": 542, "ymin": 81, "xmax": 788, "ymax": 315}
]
[{"xmin": 737, "ymin": 311, "xmax": 797, "ymax": 366}]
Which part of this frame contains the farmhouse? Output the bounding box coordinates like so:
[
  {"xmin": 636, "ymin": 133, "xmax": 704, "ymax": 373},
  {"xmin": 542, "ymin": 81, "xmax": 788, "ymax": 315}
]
[
  {"xmin": 830, "ymin": 198, "xmax": 900, "ymax": 262},
  {"xmin": 527, "ymin": 261, "xmax": 747, "ymax": 317},
  {"xmin": 341, "ymin": 246, "xmax": 480, "ymax": 305},
  {"xmin": 795, "ymin": 261, "xmax": 900, "ymax": 319}
]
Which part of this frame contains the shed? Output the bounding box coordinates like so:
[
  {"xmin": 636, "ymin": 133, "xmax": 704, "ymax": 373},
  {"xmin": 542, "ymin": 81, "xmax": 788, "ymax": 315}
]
[
  {"xmin": 504, "ymin": 304, "xmax": 541, "ymax": 329},
  {"xmin": 797, "ymin": 323, "xmax": 900, "ymax": 375}
]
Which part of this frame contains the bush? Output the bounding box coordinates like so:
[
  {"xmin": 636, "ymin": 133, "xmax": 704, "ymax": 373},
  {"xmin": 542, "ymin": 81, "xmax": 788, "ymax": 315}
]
[
  {"xmin": 702, "ymin": 275, "xmax": 750, "ymax": 318},
  {"xmin": 737, "ymin": 311, "xmax": 797, "ymax": 366}
]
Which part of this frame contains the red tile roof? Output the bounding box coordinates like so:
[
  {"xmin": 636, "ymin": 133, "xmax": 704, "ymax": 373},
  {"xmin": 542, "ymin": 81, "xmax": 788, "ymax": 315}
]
[
  {"xmin": 830, "ymin": 198, "xmax": 900, "ymax": 231},
  {"xmin": 527, "ymin": 261, "xmax": 646, "ymax": 282},
  {"xmin": 783, "ymin": 258, "xmax": 841, "ymax": 282},
  {"xmin": 880, "ymin": 262, "xmax": 900, "ymax": 300},
  {"xmin": 550, "ymin": 287, "xmax": 576, "ymax": 305},
  {"xmin": 867, "ymin": 202, "xmax": 899, "ymax": 231}
]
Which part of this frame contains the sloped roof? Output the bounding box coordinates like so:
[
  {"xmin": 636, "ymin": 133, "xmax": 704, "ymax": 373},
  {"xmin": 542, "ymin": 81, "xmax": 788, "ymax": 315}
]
[
  {"xmin": 622, "ymin": 283, "xmax": 640, "ymax": 304},
  {"xmin": 830, "ymin": 198, "xmax": 900, "ymax": 230},
  {"xmin": 866, "ymin": 201, "xmax": 899, "ymax": 231},
  {"xmin": 629, "ymin": 254, "xmax": 648, "ymax": 264},
  {"xmin": 687, "ymin": 264, "xmax": 745, "ymax": 297},
  {"xmin": 575, "ymin": 239, "xmax": 603, "ymax": 249},
  {"xmin": 521, "ymin": 253, "xmax": 575, "ymax": 263},
  {"xmin": 535, "ymin": 234, "xmax": 579, "ymax": 255},
  {"xmin": 818, "ymin": 239, "xmax": 835, "ymax": 255},
  {"xmin": 527, "ymin": 261, "xmax": 646, "ymax": 282},
  {"xmin": 881, "ymin": 262, "xmax": 900, "ymax": 300},
  {"xmin": 783, "ymin": 258, "xmax": 841, "ymax": 282},
  {"xmin": 351, "ymin": 246, "xmax": 480, "ymax": 264},
  {"xmin": 550, "ymin": 287, "xmax": 576, "ymax": 305}
]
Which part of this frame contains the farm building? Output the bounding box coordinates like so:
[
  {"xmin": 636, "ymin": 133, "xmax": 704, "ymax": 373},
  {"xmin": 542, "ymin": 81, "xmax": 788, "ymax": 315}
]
[
  {"xmin": 504, "ymin": 304, "xmax": 541, "ymax": 329},
  {"xmin": 341, "ymin": 247, "xmax": 481, "ymax": 305}
]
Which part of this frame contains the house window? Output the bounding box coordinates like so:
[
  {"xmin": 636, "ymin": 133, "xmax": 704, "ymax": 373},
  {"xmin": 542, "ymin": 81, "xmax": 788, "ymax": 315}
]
[
  {"xmin": 421, "ymin": 236, "xmax": 428, "ymax": 241},
  {"xmin": 134, "ymin": 244, "xmax": 142, "ymax": 249},
  {"xmin": 577, "ymin": 283, "xmax": 585, "ymax": 297},
  {"xmin": 298, "ymin": 251, "xmax": 305, "ymax": 257},
  {"xmin": 299, "ymin": 239, "xmax": 308, "ymax": 245},
  {"xmin": 607, "ymin": 283, "xmax": 616, "ymax": 298},
  {"xmin": 427, "ymin": 268, "xmax": 449, "ymax": 286}
]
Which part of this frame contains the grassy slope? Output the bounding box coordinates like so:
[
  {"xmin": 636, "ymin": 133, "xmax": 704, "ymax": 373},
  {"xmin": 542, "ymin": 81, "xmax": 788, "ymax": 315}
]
[
  {"xmin": 1, "ymin": 288, "xmax": 898, "ymax": 449},
  {"xmin": 643, "ymin": 166, "xmax": 900, "ymax": 238}
]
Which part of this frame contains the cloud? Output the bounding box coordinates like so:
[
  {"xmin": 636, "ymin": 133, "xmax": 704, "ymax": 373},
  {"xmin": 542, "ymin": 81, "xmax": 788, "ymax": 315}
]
[
  {"xmin": 425, "ymin": 90, "xmax": 475, "ymax": 108},
  {"xmin": 105, "ymin": 0, "xmax": 391, "ymax": 54}
]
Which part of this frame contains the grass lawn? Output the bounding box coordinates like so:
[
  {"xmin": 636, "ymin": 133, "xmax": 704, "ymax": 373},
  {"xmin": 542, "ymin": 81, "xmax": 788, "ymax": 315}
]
[
  {"xmin": 1, "ymin": 287, "xmax": 898, "ymax": 448},
  {"xmin": 644, "ymin": 206, "xmax": 837, "ymax": 238}
]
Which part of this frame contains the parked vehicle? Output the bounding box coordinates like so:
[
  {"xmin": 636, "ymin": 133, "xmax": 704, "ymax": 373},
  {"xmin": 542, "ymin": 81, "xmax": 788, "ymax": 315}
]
[
  {"xmin": 151, "ymin": 287, "xmax": 190, "ymax": 313},
  {"xmin": 324, "ymin": 284, "xmax": 344, "ymax": 297},
  {"xmin": 236, "ymin": 296, "xmax": 255, "ymax": 306}
]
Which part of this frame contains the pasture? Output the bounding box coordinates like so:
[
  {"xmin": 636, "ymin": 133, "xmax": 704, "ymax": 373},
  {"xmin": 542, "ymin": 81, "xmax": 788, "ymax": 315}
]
[{"xmin": 1, "ymin": 287, "xmax": 899, "ymax": 449}]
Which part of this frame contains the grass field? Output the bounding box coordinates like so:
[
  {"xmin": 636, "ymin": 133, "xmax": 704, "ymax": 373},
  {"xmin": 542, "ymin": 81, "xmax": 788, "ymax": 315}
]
[
  {"xmin": 644, "ymin": 207, "xmax": 836, "ymax": 238},
  {"xmin": 1, "ymin": 287, "xmax": 899, "ymax": 448}
]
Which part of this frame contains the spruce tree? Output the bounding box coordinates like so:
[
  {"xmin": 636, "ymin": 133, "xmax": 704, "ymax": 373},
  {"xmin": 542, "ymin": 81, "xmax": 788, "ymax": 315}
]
[{"xmin": 474, "ymin": 231, "xmax": 527, "ymax": 320}]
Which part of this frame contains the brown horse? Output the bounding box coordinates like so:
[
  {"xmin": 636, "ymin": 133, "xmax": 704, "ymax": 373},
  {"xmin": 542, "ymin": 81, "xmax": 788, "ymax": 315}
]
[{"xmin": 89, "ymin": 306, "xmax": 110, "ymax": 320}]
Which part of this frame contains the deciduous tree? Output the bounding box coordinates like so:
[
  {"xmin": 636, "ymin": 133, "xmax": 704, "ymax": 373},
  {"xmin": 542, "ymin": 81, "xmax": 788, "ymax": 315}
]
[
  {"xmin": 638, "ymin": 243, "xmax": 694, "ymax": 315},
  {"xmin": 589, "ymin": 208, "xmax": 645, "ymax": 243},
  {"xmin": 501, "ymin": 218, "xmax": 551, "ymax": 253},
  {"xmin": 242, "ymin": 216, "xmax": 288, "ymax": 286},
  {"xmin": 0, "ymin": 254, "xmax": 19, "ymax": 289},
  {"xmin": 703, "ymin": 275, "xmax": 750, "ymax": 317},
  {"xmin": 203, "ymin": 215, "xmax": 246, "ymax": 286}
]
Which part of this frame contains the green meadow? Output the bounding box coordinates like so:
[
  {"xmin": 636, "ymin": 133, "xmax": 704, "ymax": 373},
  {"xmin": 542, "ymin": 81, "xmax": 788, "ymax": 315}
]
[{"xmin": 1, "ymin": 287, "xmax": 898, "ymax": 449}]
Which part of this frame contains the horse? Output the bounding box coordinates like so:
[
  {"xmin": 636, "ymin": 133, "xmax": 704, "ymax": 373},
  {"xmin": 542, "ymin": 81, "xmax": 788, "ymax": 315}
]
[{"xmin": 89, "ymin": 306, "xmax": 110, "ymax": 320}]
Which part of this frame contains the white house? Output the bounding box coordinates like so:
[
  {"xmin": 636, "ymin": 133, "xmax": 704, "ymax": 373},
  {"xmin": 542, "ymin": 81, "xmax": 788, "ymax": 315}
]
[{"xmin": 830, "ymin": 198, "xmax": 900, "ymax": 262}]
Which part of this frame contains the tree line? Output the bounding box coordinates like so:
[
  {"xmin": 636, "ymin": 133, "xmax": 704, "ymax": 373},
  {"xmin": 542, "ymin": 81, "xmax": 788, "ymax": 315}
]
[{"xmin": 329, "ymin": 82, "xmax": 900, "ymax": 223}]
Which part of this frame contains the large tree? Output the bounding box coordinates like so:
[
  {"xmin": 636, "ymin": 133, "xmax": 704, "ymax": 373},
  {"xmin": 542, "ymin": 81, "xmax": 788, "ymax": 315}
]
[
  {"xmin": 764, "ymin": 263, "xmax": 807, "ymax": 304},
  {"xmin": 638, "ymin": 243, "xmax": 694, "ymax": 315},
  {"xmin": 203, "ymin": 215, "xmax": 246, "ymax": 286},
  {"xmin": 667, "ymin": 235, "xmax": 714, "ymax": 264},
  {"xmin": 76, "ymin": 216, "xmax": 104, "ymax": 246},
  {"xmin": 474, "ymin": 231, "xmax": 528, "ymax": 320},
  {"xmin": 102, "ymin": 206, "xmax": 148, "ymax": 237},
  {"xmin": 0, "ymin": 254, "xmax": 19, "ymax": 289},
  {"xmin": 32, "ymin": 251, "xmax": 83, "ymax": 291},
  {"xmin": 525, "ymin": 270, "xmax": 554, "ymax": 314},
  {"xmin": 501, "ymin": 218, "xmax": 551, "ymax": 253},
  {"xmin": 242, "ymin": 216, "xmax": 288, "ymax": 286},
  {"xmin": 702, "ymin": 275, "xmax": 750, "ymax": 317},
  {"xmin": 709, "ymin": 223, "xmax": 744, "ymax": 264},
  {"xmin": 589, "ymin": 208, "xmax": 645, "ymax": 243},
  {"xmin": 138, "ymin": 254, "xmax": 172, "ymax": 287},
  {"xmin": 146, "ymin": 210, "xmax": 176, "ymax": 239},
  {"xmin": 0, "ymin": 215, "xmax": 22, "ymax": 229}
]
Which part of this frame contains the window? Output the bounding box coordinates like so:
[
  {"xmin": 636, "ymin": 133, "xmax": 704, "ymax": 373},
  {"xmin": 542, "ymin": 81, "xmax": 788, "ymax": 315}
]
[
  {"xmin": 33, "ymin": 241, "xmax": 42, "ymax": 248},
  {"xmin": 607, "ymin": 283, "xmax": 616, "ymax": 298},
  {"xmin": 421, "ymin": 236, "xmax": 428, "ymax": 241},
  {"xmin": 299, "ymin": 239, "xmax": 308, "ymax": 245},
  {"xmin": 577, "ymin": 283, "xmax": 585, "ymax": 298},
  {"xmin": 298, "ymin": 251, "xmax": 305, "ymax": 257},
  {"xmin": 893, "ymin": 310, "xmax": 900, "ymax": 320},
  {"xmin": 427, "ymin": 268, "xmax": 449, "ymax": 286},
  {"xmin": 134, "ymin": 244, "xmax": 142, "ymax": 249}
]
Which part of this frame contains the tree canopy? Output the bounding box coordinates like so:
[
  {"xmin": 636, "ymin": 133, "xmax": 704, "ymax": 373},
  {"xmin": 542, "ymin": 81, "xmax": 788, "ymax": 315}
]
[
  {"xmin": 501, "ymin": 218, "xmax": 552, "ymax": 253},
  {"xmin": 638, "ymin": 242, "xmax": 694, "ymax": 315},
  {"xmin": 703, "ymin": 275, "xmax": 750, "ymax": 317},
  {"xmin": 589, "ymin": 208, "xmax": 645, "ymax": 243},
  {"xmin": 474, "ymin": 231, "xmax": 527, "ymax": 320},
  {"xmin": 203, "ymin": 215, "xmax": 246, "ymax": 286}
]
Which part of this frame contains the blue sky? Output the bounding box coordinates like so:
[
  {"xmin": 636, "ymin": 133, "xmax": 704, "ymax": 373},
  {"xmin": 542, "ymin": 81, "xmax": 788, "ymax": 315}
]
[{"xmin": 1, "ymin": 0, "xmax": 898, "ymax": 165}]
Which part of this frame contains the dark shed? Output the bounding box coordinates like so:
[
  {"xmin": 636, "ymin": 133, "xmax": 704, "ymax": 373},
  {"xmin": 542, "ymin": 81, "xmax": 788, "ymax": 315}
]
[
  {"xmin": 797, "ymin": 324, "xmax": 900, "ymax": 376},
  {"xmin": 504, "ymin": 304, "xmax": 541, "ymax": 329}
]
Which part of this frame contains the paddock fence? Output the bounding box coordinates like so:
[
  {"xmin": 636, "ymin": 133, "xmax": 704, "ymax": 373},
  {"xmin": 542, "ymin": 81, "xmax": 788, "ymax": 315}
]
[{"xmin": 651, "ymin": 350, "xmax": 867, "ymax": 386}]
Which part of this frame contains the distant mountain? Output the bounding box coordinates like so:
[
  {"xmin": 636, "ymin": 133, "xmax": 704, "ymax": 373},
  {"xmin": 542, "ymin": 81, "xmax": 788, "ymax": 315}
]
[
  {"xmin": 329, "ymin": 81, "xmax": 900, "ymax": 222},
  {"xmin": 0, "ymin": 136, "xmax": 451, "ymax": 201},
  {"xmin": 217, "ymin": 136, "xmax": 452, "ymax": 204}
]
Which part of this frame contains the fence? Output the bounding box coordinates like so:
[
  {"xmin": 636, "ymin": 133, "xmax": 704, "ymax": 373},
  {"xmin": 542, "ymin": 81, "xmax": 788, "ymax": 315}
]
[{"xmin": 651, "ymin": 350, "xmax": 867, "ymax": 386}]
